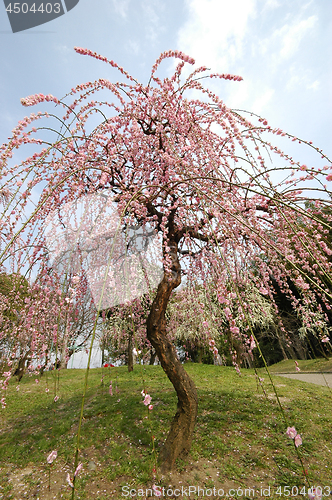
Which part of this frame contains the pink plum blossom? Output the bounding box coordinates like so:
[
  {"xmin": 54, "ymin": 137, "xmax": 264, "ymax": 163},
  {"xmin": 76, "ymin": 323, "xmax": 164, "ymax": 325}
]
[
  {"xmin": 294, "ymin": 434, "xmax": 302, "ymax": 447},
  {"xmin": 286, "ymin": 427, "xmax": 302, "ymax": 447},
  {"xmin": 308, "ymin": 488, "xmax": 322, "ymax": 500},
  {"xmin": 47, "ymin": 450, "xmax": 57, "ymax": 464},
  {"xmin": 286, "ymin": 426, "xmax": 297, "ymax": 439},
  {"xmin": 66, "ymin": 473, "xmax": 74, "ymax": 488},
  {"xmin": 152, "ymin": 484, "xmax": 162, "ymax": 497},
  {"xmin": 249, "ymin": 335, "xmax": 256, "ymax": 350},
  {"xmin": 143, "ymin": 394, "xmax": 152, "ymax": 406},
  {"xmin": 74, "ymin": 463, "xmax": 83, "ymax": 476}
]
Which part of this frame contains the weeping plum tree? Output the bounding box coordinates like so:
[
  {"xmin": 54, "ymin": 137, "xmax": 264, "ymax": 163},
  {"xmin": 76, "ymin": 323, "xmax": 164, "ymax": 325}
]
[{"xmin": 0, "ymin": 48, "xmax": 332, "ymax": 472}]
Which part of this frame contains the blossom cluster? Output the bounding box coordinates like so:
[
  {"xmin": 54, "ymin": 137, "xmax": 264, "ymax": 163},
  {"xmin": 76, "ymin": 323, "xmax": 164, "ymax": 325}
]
[
  {"xmin": 66, "ymin": 463, "xmax": 83, "ymax": 488},
  {"xmin": 286, "ymin": 426, "xmax": 302, "ymax": 447},
  {"xmin": 141, "ymin": 389, "xmax": 153, "ymax": 410},
  {"xmin": 150, "ymin": 50, "xmax": 196, "ymax": 76},
  {"xmin": 20, "ymin": 93, "xmax": 59, "ymax": 107}
]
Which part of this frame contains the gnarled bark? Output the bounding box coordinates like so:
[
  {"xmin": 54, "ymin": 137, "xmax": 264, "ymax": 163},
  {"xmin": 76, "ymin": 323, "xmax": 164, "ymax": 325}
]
[
  {"xmin": 128, "ymin": 332, "xmax": 134, "ymax": 372},
  {"xmin": 147, "ymin": 238, "xmax": 198, "ymax": 472},
  {"xmin": 13, "ymin": 350, "xmax": 31, "ymax": 381}
]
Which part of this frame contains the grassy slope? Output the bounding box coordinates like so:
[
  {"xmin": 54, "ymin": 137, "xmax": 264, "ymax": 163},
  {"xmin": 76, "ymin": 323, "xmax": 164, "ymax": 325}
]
[
  {"xmin": 265, "ymin": 357, "xmax": 332, "ymax": 374},
  {"xmin": 0, "ymin": 362, "xmax": 331, "ymax": 499}
]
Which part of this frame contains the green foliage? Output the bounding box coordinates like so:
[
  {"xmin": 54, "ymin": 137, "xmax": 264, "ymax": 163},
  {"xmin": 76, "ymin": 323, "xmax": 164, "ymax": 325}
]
[{"xmin": 0, "ymin": 271, "xmax": 29, "ymax": 322}]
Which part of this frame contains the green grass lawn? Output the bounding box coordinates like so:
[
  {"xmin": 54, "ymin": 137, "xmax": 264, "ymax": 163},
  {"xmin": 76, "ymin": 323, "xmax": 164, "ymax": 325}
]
[{"xmin": 0, "ymin": 362, "xmax": 331, "ymax": 499}]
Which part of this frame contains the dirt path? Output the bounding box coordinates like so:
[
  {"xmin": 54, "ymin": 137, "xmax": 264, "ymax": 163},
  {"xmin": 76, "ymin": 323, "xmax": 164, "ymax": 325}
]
[{"xmin": 275, "ymin": 372, "xmax": 332, "ymax": 388}]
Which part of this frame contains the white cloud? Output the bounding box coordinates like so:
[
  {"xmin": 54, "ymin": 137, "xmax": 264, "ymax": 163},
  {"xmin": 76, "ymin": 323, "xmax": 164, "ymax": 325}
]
[
  {"xmin": 125, "ymin": 39, "xmax": 140, "ymax": 56},
  {"xmin": 275, "ymin": 15, "xmax": 318, "ymax": 60},
  {"xmin": 257, "ymin": 14, "xmax": 318, "ymax": 66},
  {"xmin": 225, "ymin": 79, "xmax": 250, "ymax": 109},
  {"xmin": 225, "ymin": 82, "xmax": 275, "ymax": 116},
  {"xmin": 111, "ymin": 0, "xmax": 130, "ymax": 19},
  {"xmin": 286, "ymin": 73, "xmax": 304, "ymax": 91},
  {"xmin": 142, "ymin": 2, "xmax": 161, "ymax": 43},
  {"xmin": 178, "ymin": 0, "xmax": 256, "ymax": 71},
  {"xmin": 56, "ymin": 44, "xmax": 71, "ymax": 54},
  {"xmin": 285, "ymin": 67, "xmax": 320, "ymax": 93},
  {"xmin": 252, "ymin": 88, "xmax": 275, "ymax": 114},
  {"xmin": 174, "ymin": 0, "xmax": 328, "ymax": 148},
  {"xmin": 307, "ymin": 80, "xmax": 320, "ymax": 91},
  {"xmin": 302, "ymin": 0, "xmax": 315, "ymax": 10},
  {"xmin": 263, "ymin": 0, "xmax": 281, "ymax": 10},
  {"xmin": 54, "ymin": 44, "xmax": 73, "ymax": 64}
]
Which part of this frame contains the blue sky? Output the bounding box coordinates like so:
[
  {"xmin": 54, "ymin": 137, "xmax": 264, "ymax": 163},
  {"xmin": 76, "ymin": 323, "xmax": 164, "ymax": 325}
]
[{"xmin": 0, "ymin": 0, "xmax": 331, "ymax": 161}]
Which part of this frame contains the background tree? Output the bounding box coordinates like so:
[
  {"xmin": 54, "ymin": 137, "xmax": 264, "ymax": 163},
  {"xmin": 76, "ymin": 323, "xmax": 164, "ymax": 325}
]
[
  {"xmin": 103, "ymin": 296, "xmax": 156, "ymax": 370},
  {"xmin": 168, "ymin": 280, "xmax": 276, "ymax": 367},
  {"xmin": 55, "ymin": 272, "xmax": 98, "ymax": 370},
  {"xmin": 0, "ymin": 48, "xmax": 331, "ymax": 472},
  {"xmin": 0, "ymin": 271, "xmax": 30, "ymax": 376}
]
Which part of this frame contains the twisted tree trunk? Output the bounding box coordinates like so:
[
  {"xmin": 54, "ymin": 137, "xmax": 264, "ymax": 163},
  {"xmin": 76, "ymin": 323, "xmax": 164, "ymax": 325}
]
[
  {"xmin": 149, "ymin": 348, "xmax": 157, "ymax": 365},
  {"xmin": 14, "ymin": 350, "xmax": 31, "ymax": 381},
  {"xmin": 147, "ymin": 238, "xmax": 198, "ymax": 472}
]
